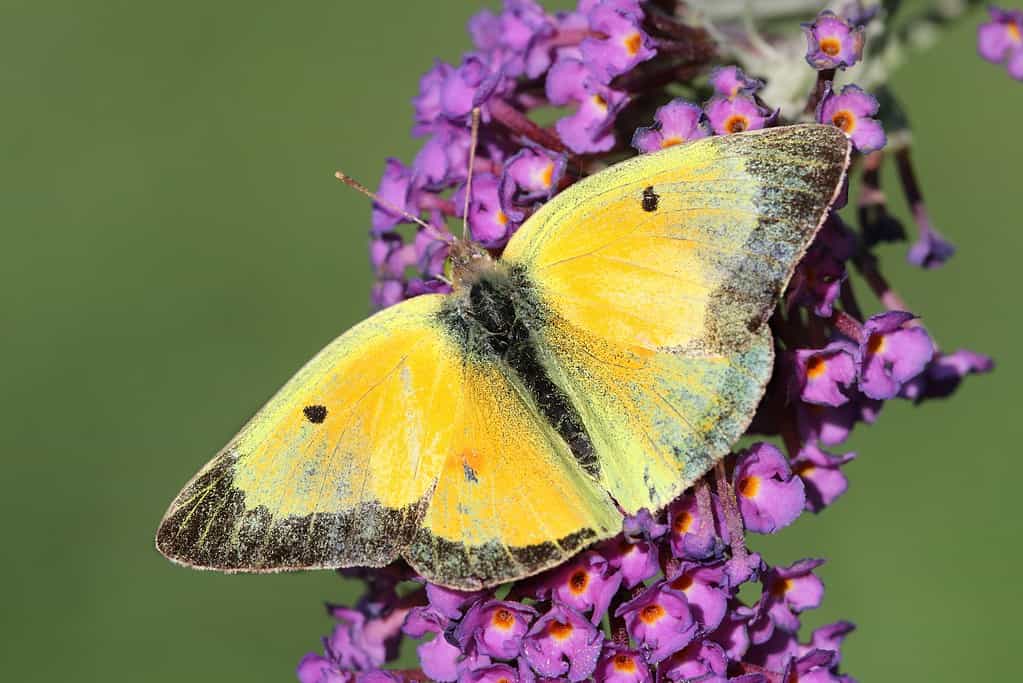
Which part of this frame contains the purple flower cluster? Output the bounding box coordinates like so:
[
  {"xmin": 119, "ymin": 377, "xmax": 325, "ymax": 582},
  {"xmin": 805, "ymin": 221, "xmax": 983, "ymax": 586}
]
[{"xmin": 301, "ymin": 2, "xmax": 995, "ymax": 681}]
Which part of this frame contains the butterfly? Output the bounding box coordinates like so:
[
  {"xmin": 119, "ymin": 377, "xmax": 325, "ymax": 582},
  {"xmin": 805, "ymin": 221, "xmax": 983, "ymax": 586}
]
[{"xmin": 156, "ymin": 124, "xmax": 850, "ymax": 589}]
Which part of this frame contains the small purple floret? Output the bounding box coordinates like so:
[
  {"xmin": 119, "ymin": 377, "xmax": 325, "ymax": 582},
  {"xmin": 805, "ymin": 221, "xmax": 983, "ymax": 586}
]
[
  {"xmin": 521, "ymin": 604, "xmax": 603, "ymax": 681},
  {"xmin": 632, "ymin": 99, "xmax": 708, "ymax": 153},
  {"xmin": 817, "ymin": 84, "xmax": 886, "ymax": 153},
  {"xmin": 978, "ymin": 7, "xmax": 1023, "ymax": 81},
  {"xmin": 802, "ymin": 10, "xmax": 865, "ymax": 70},
  {"xmin": 856, "ymin": 311, "xmax": 935, "ymax": 400},
  {"xmin": 733, "ymin": 443, "xmax": 806, "ymax": 534}
]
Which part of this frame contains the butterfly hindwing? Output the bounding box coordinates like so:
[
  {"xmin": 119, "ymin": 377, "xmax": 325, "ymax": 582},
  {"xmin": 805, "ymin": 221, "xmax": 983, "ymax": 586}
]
[{"xmin": 503, "ymin": 124, "xmax": 851, "ymax": 513}]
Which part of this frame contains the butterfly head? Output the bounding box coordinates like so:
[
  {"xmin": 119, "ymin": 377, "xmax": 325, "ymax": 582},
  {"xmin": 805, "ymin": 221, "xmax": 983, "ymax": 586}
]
[{"xmin": 449, "ymin": 238, "xmax": 496, "ymax": 290}]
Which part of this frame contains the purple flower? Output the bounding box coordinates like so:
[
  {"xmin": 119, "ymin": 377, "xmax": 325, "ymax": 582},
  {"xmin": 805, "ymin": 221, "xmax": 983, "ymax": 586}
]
[
  {"xmin": 907, "ymin": 218, "xmax": 956, "ymax": 269},
  {"xmin": 792, "ymin": 342, "xmax": 858, "ymax": 407},
  {"xmin": 414, "ymin": 61, "xmax": 453, "ymax": 131},
  {"xmin": 709, "ymin": 65, "xmax": 763, "ymax": 99},
  {"xmin": 856, "ymin": 311, "xmax": 935, "ymax": 400},
  {"xmin": 790, "ymin": 219, "xmax": 854, "ymax": 317},
  {"xmin": 622, "ymin": 508, "xmax": 668, "ymax": 541},
  {"xmin": 371, "ymin": 159, "xmax": 418, "ymax": 233},
  {"xmin": 733, "ymin": 443, "xmax": 806, "ymax": 534},
  {"xmin": 414, "ymin": 126, "xmax": 470, "ymax": 189},
  {"xmin": 667, "ymin": 561, "xmax": 730, "ymax": 631},
  {"xmin": 521, "ymin": 604, "xmax": 603, "ymax": 681},
  {"xmin": 792, "ymin": 443, "xmax": 856, "ymax": 513},
  {"xmin": 547, "ymin": 57, "xmax": 629, "ymax": 153},
  {"xmin": 424, "ymin": 583, "xmax": 487, "ymax": 621},
  {"xmin": 745, "ymin": 627, "xmax": 799, "ymax": 672},
  {"xmin": 317, "ymin": 606, "xmax": 406, "ymax": 672},
  {"xmin": 900, "ymin": 349, "xmax": 994, "ymax": 402},
  {"xmin": 616, "ymin": 582, "xmax": 697, "ymax": 664},
  {"xmin": 668, "ymin": 493, "xmax": 724, "ymax": 561},
  {"xmin": 782, "ymin": 649, "xmax": 844, "ymax": 683},
  {"xmin": 705, "ymin": 94, "xmax": 775, "ymax": 135},
  {"xmin": 659, "ymin": 639, "xmax": 728, "ymax": 683},
  {"xmin": 802, "ymin": 10, "xmax": 865, "ymax": 70},
  {"xmin": 500, "ymin": 148, "xmax": 566, "ymax": 220},
  {"xmin": 370, "ymin": 233, "xmax": 412, "ymax": 279},
  {"xmin": 579, "ymin": 2, "xmax": 656, "ymax": 83},
  {"xmin": 441, "ymin": 53, "xmax": 505, "ymax": 120},
  {"xmin": 456, "ymin": 600, "xmax": 537, "ymax": 660},
  {"xmin": 801, "ymin": 621, "xmax": 856, "ymax": 664},
  {"xmin": 708, "ymin": 601, "xmax": 755, "ymax": 661},
  {"xmin": 817, "ymin": 84, "xmax": 886, "ymax": 153},
  {"xmin": 296, "ymin": 653, "xmax": 351, "ymax": 683},
  {"xmin": 631, "ymin": 99, "xmax": 709, "ymax": 153},
  {"xmin": 455, "ymin": 173, "xmax": 519, "ymax": 248},
  {"xmin": 462, "ymin": 662, "xmax": 527, "ymax": 683},
  {"xmin": 414, "ymin": 228, "xmax": 450, "ymax": 278},
  {"xmin": 795, "ymin": 400, "xmax": 862, "ymax": 449},
  {"xmin": 760, "ymin": 559, "xmax": 826, "ymax": 633},
  {"xmin": 978, "ymin": 7, "xmax": 1023, "ymax": 81},
  {"xmin": 541, "ymin": 550, "xmax": 622, "ymax": 624},
  {"xmin": 402, "ymin": 609, "xmax": 460, "ymax": 681},
  {"xmin": 594, "ymin": 645, "xmax": 653, "ymax": 683},
  {"xmin": 602, "ymin": 537, "xmax": 660, "ymax": 588},
  {"xmin": 371, "ymin": 279, "xmax": 404, "ymax": 309}
]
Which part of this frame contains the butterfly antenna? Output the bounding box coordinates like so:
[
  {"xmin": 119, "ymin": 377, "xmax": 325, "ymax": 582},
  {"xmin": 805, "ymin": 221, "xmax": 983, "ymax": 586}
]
[
  {"xmin": 334, "ymin": 170, "xmax": 453, "ymax": 243},
  {"xmin": 461, "ymin": 107, "xmax": 481, "ymax": 241}
]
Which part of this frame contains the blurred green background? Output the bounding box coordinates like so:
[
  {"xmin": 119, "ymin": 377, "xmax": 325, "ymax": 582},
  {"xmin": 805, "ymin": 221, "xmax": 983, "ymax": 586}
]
[{"xmin": 1, "ymin": 1, "xmax": 1019, "ymax": 681}]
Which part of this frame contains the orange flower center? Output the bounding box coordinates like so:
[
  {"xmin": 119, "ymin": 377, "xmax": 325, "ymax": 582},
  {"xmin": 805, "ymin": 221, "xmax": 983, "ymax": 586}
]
[
  {"xmin": 867, "ymin": 332, "xmax": 886, "ymax": 355},
  {"xmin": 806, "ymin": 355, "xmax": 828, "ymax": 379},
  {"xmin": 613, "ymin": 654, "xmax": 637, "ymax": 672},
  {"xmin": 624, "ymin": 32, "xmax": 642, "ymax": 56},
  {"xmin": 819, "ymin": 36, "xmax": 842, "ymax": 57},
  {"xmin": 592, "ymin": 93, "xmax": 608, "ymax": 111},
  {"xmin": 660, "ymin": 135, "xmax": 684, "ymax": 148},
  {"xmin": 569, "ymin": 569, "xmax": 589, "ymax": 594},
  {"xmin": 538, "ymin": 162, "xmax": 554, "ymax": 188},
  {"xmin": 724, "ymin": 114, "xmax": 748, "ymax": 133},
  {"xmin": 548, "ymin": 620, "xmax": 574, "ymax": 641},
  {"xmin": 739, "ymin": 475, "xmax": 760, "ymax": 498},
  {"xmin": 1009, "ymin": 22, "xmax": 1022, "ymax": 43},
  {"xmin": 673, "ymin": 510, "xmax": 693, "ymax": 534},
  {"xmin": 831, "ymin": 110, "xmax": 856, "ymax": 134},
  {"xmin": 639, "ymin": 603, "xmax": 665, "ymax": 624},
  {"xmin": 496, "ymin": 210, "xmax": 509, "ymax": 226},
  {"xmin": 491, "ymin": 608, "xmax": 515, "ymax": 629}
]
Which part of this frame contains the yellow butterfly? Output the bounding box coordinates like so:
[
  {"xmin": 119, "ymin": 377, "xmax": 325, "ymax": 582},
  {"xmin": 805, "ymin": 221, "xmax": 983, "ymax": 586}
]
[{"xmin": 156, "ymin": 125, "xmax": 850, "ymax": 589}]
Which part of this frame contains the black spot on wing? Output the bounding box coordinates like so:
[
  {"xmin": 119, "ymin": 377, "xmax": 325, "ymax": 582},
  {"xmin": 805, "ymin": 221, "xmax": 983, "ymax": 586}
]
[
  {"xmin": 642, "ymin": 185, "xmax": 659, "ymax": 212},
  {"xmin": 303, "ymin": 405, "xmax": 328, "ymax": 423}
]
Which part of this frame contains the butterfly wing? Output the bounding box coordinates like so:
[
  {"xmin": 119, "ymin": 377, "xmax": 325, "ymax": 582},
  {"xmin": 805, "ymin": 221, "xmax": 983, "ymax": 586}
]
[
  {"xmin": 502, "ymin": 124, "xmax": 851, "ymax": 513},
  {"xmin": 156, "ymin": 293, "xmax": 617, "ymax": 588}
]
